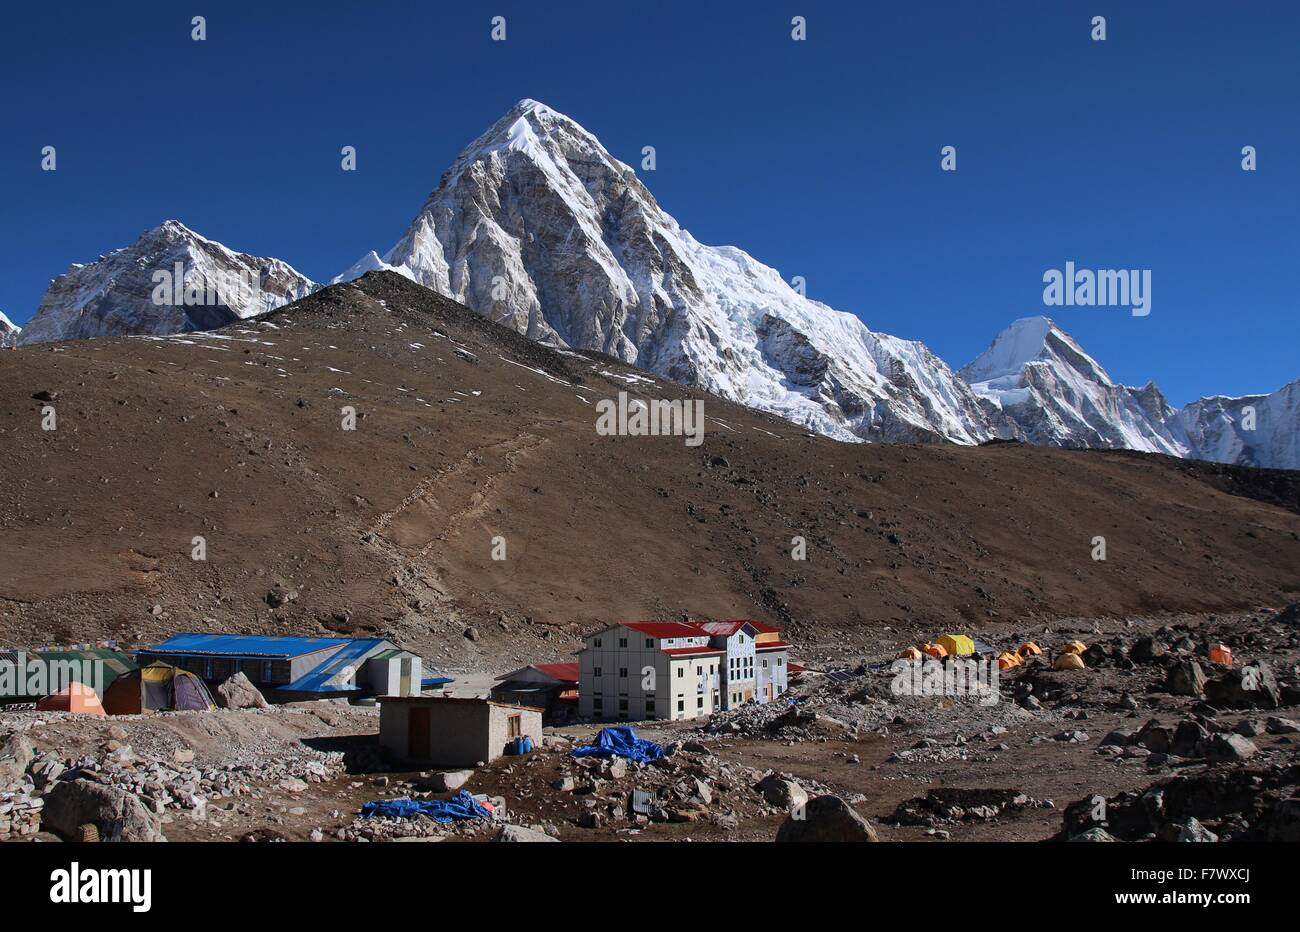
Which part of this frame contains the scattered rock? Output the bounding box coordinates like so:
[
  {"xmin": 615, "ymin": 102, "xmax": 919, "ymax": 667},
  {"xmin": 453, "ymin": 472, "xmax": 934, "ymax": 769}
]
[
  {"xmin": 775, "ymin": 795, "xmax": 878, "ymax": 842},
  {"xmin": 495, "ymin": 824, "xmax": 560, "ymax": 842},
  {"xmin": 215, "ymin": 672, "xmax": 270, "ymax": 710},
  {"xmin": 42, "ymin": 779, "xmax": 166, "ymax": 842}
]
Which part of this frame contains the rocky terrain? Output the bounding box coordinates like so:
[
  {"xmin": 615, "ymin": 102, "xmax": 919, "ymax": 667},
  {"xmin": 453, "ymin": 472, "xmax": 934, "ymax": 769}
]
[
  {"xmin": 0, "ymin": 313, "xmax": 18, "ymax": 350},
  {"xmin": 16, "ymin": 221, "xmax": 315, "ymax": 346},
  {"xmin": 4, "ymin": 604, "xmax": 1298, "ymax": 843}
]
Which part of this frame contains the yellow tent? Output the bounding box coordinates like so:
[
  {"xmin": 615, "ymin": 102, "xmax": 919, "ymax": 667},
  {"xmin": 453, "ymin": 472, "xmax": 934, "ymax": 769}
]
[
  {"xmin": 1061, "ymin": 640, "xmax": 1087, "ymax": 655},
  {"xmin": 1017, "ymin": 641, "xmax": 1042, "ymax": 657},
  {"xmin": 1052, "ymin": 652, "xmax": 1086, "ymax": 671},
  {"xmin": 937, "ymin": 634, "xmax": 975, "ymax": 657}
]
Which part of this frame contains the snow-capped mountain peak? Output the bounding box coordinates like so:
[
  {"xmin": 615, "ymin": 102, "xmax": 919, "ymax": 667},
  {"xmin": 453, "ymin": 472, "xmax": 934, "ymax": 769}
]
[
  {"xmin": 960, "ymin": 316, "xmax": 1184, "ymax": 454},
  {"xmin": 340, "ymin": 99, "xmax": 992, "ymax": 444},
  {"xmin": 961, "ymin": 316, "xmax": 1112, "ymax": 388},
  {"xmin": 18, "ymin": 221, "xmax": 317, "ymax": 345}
]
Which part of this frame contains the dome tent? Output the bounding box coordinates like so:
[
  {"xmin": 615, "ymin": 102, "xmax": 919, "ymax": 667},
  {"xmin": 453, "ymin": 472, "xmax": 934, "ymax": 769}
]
[
  {"xmin": 102, "ymin": 662, "xmax": 215, "ymax": 715},
  {"xmin": 36, "ymin": 681, "xmax": 106, "ymax": 715},
  {"xmin": 937, "ymin": 634, "xmax": 975, "ymax": 657}
]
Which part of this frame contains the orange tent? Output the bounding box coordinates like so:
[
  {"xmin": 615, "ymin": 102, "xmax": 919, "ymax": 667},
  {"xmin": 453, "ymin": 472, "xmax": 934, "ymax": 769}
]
[
  {"xmin": 920, "ymin": 643, "xmax": 948, "ymax": 659},
  {"xmin": 1017, "ymin": 642, "xmax": 1042, "ymax": 657},
  {"xmin": 1209, "ymin": 644, "xmax": 1233, "ymax": 666},
  {"xmin": 898, "ymin": 646, "xmax": 924, "ymax": 661},
  {"xmin": 36, "ymin": 681, "xmax": 106, "ymax": 716},
  {"xmin": 1061, "ymin": 640, "xmax": 1087, "ymax": 655},
  {"xmin": 996, "ymin": 651, "xmax": 1022, "ymax": 670},
  {"xmin": 1052, "ymin": 652, "xmax": 1086, "ymax": 671}
]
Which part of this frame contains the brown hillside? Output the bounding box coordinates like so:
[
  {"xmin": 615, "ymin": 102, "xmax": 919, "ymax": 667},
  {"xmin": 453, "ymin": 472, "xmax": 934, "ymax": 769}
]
[{"xmin": 1, "ymin": 272, "xmax": 1297, "ymax": 672}]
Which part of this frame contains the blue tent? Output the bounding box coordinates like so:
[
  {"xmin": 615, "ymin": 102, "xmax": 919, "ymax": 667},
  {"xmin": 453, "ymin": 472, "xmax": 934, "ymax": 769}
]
[{"xmin": 570, "ymin": 726, "xmax": 665, "ymax": 763}]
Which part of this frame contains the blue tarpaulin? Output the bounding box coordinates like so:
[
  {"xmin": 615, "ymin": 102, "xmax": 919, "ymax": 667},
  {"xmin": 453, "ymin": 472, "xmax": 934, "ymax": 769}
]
[
  {"xmin": 570, "ymin": 726, "xmax": 664, "ymax": 763},
  {"xmin": 360, "ymin": 790, "xmax": 491, "ymax": 823}
]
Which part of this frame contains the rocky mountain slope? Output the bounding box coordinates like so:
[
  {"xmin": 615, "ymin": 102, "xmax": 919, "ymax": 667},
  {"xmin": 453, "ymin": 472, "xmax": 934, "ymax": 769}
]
[
  {"xmin": 960, "ymin": 316, "xmax": 1300, "ymax": 468},
  {"xmin": 960, "ymin": 317, "xmax": 1185, "ymax": 455},
  {"xmin": 1, "ymin": 272, "xmax": 1297, "ymax": 672},
  {"xmin": 0, "ymin": 311, "xmax": 19, "ymax": 349},
  {"xmin": 17, "ymin": 221, "xmax": 315, "ymax": 346},
  {"xmin": 1172, "ymin": 383, "xmax": 1300, "ymax": 470}
]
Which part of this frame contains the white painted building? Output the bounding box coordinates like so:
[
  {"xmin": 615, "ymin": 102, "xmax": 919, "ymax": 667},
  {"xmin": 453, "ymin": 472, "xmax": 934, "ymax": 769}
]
[{"xmin": 578, "ymin": 620, "xmax": 791, "ymax": 722}]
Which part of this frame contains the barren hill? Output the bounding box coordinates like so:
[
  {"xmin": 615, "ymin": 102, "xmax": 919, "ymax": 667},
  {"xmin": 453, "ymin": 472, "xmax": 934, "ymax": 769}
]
[{"xmin": 1, "ymin": 272, "xmax": 1297, "ymax": 672}]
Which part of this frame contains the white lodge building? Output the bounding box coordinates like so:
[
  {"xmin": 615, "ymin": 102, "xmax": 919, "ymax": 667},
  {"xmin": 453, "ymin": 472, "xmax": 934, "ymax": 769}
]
[{"xmin": 578, "ymin": 620, "xmax": 791, "ymax": 722}]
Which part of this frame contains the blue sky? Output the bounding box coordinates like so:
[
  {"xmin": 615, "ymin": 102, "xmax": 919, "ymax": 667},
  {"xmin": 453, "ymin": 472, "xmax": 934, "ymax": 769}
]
[{"xmin": 2, "ymin": 1, "xmax": 1296, "ymax": 405}]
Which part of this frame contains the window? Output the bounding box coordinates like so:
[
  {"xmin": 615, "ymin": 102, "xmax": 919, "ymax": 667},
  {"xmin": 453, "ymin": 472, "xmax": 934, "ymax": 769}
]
[
  {"xmin": 507, "ymin": 714, "xmax": 522, "ymax": 738},
  {"xmin": 594, "ymin": 637, "xmax": 602, "ymax": 647},
  {"xmin": 778, "ymin": 657, "xmax": 784, "ymax": 666},
  {"xmin": 593, "ymin": 697, "xmax": 603, "ymax": 710},
  {"xmin": 645, "ymin": 638, "xmax": 653, "ymax": 648},
  {"xmin": 677, "ymin": 700, "xmax": 684, "ymax": 712},
  {"xmin": 762, "ymin": 658, "xmax": 768, "ymax": 668},
  {"xmin": 677, "ymin": 667, "xmax": 684, "ymax": 678},
  {"xmin": 618, "ymin": 699, "xmax": 628, "ymax": 711},
  {"xmin": 697, "ymin": 697, "xmax": 704, "ymax": 709},
  {"xmin": 696, "ymin": 665, "xmax": 702, "ymax": 675},
  {"xmin": 619, "ymin": 667, "xmax": 627, "ymax": 678},
  {"xmin": 618, "ymin": 637, "xmax": 628, "ymax": 648},
  {"xmin": 594, "ymin": 667, "xmax": 602, "ymax": 677}
]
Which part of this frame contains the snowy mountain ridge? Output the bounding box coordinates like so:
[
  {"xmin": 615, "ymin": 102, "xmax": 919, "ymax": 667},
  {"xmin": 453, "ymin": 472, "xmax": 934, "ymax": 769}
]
[
  {"xmin": 339, "ymin": 99, "xmax": 991, "ymax": 444},
  {"xmin": 8, "ymin": 100, "xmax": 1296, "ymax": 468},
  {"xmin": 17, "ymin": 220, "xmax": 316, "ymax": 346},
  {"xmin": 0, "ymin": 311, "xmax": 19, "ymax": 349}
]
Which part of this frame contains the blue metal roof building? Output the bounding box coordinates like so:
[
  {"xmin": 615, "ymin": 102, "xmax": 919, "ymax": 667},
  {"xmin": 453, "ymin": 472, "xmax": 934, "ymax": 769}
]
[{"xmin": 137, "ymin": 633, "xmax": 445, "ymax": 701}]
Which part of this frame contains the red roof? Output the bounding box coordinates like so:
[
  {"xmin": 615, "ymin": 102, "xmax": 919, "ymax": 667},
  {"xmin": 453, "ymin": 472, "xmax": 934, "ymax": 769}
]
[
  {"xmin": 534, "ymin": 662, "xmax": 579, "ymax": 683},
  {"xmin": 756, "ymin": 640, "xmax": 791, "ymax": 651},
  {"xmin": 728, "ymin": 618, "xmax": 780, "ymax": 634},
  {"xmin": 662, "ymin": 646, "xmax": 724, "ymax": 657},
  {"xmin": 620, "ymin": 621, "xmax": 709, "ymax": 638},
  {"xmin": 694, "ymin": 620, "xmax": 752, "ymax": 636}
]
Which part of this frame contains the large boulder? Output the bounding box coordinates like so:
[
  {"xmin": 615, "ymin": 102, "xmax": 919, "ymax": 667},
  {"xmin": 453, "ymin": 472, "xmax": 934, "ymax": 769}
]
[
  {"xmin": 1069, "ymin": 827, "xmax": 1117, "ymax": 842},
  {"xmin": 416, "ymin": 770, "xmax": 474, "ymax": 792},
  {"xmin": 775, "ymin": 795, "xmax": 878, "ymax": 842},
  {"xmin": 215, "ymin": 672, "xmax": 269, "ymax": 710},
  {"xmin": 494, "ymin": 824, "xmax": 559, "ymax": 843},
  {"xmin": 1170, "ymin": 721, "xmax": 1210, "ymax": 758},
  {"xmin": 1135, "ymin": 719, "xmax": 1172, "ymax": 754},
  {"xmin": 1205, "ymin": 663, "xmax": 1281, "ymax": 710},
  {"xmin": 0, "ymin": 734, "xmax": 36, "ymax": 788},
  {"xmin": 42, "ymin": 779, "xmax": 166, "ymax": 842},
  {"xmin": 1204, "ymin": 733, "xmax": 1258, "ymax": 762},
  {"xmin": 757, "ymin": 773, "xmax": 808, "ymax": 810},
  {"xmin": 1165, "ymin": 660, "xmax": 1207, "ymax": 697}
]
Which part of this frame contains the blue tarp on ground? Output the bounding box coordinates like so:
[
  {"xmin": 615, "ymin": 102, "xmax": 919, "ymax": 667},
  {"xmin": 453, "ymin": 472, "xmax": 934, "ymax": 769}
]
[
  {"xmin": 570, "ymin": 726, "xmax": 665, "ymax": 763},
  {"xmin": 360, "ymin": 790, "xmax": 491, "ymax": 823}
]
